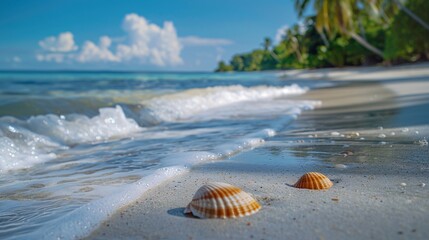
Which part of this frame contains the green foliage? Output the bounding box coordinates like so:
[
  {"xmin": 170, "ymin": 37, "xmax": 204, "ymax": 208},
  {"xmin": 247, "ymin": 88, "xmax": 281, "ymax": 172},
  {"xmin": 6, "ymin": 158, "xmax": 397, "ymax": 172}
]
[
  {"xmin": 385, "ymin": 0, "xmax": 429, "ymax": 61},
  {"xmin": 215, "ymin": 0, "xmax": 429, "ymax": 72},
  {"xmin": 215, "ymin": 61, "xmax": 233, "ymax": 72}
]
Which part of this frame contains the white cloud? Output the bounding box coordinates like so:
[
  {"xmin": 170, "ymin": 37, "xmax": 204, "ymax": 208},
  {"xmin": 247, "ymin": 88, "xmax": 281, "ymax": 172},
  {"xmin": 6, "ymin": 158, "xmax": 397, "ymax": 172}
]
[
  {"xmin": 115, "ymin": 14, "xmax": 183, "ymax": 66},
  {"xmin": 76, "ymin": 36, "xmax": 119, "ymax": 62},
  {"xmin": 275, "ymin": 25, "xmax": 289, "ymax": 43},
  {"xmin": 39, "ymin": 32, "xmax": 78, "ymax": 52},
  {"xmin": 180, "ymin": 36, "xmax": 233, "ymax": 46},
  {"xmin": 36, "ymin": 13, "xmax": 230, "ymax": 67}
]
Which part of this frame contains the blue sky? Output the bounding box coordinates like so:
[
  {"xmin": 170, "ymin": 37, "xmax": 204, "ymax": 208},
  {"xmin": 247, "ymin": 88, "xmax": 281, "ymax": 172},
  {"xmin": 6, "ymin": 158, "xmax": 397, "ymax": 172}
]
[{"xmin": 0, "ymin": 0, "xmax": 301, "ymax": 71}]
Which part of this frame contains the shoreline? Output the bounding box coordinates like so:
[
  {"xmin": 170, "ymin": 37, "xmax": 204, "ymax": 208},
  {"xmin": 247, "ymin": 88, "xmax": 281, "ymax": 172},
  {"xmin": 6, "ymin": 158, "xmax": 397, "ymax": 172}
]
[
  {"xmin": 281, "ymin": 62, "xmax": 429, "ymax": 82},
  {"xmin": 86, "ymin": 65, "xmax": 429, "ymax": 240},
  {"xmin": 87, "ymin": 152, "xmax": 429, "ymax": 240}
]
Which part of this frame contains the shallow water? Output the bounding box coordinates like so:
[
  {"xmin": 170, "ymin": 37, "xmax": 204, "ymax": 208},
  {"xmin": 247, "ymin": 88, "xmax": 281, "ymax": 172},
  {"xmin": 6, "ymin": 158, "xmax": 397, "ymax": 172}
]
[{"xmin": 0, "ymin": 71, "xmax": 326, "ymax": 239}]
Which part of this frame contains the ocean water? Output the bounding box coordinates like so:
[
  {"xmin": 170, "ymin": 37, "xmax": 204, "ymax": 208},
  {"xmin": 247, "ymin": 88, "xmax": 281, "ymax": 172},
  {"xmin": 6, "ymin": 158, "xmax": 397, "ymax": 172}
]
[{"xmin": 0, "ymin": 71, "xmax": 324, "ymax": 239}]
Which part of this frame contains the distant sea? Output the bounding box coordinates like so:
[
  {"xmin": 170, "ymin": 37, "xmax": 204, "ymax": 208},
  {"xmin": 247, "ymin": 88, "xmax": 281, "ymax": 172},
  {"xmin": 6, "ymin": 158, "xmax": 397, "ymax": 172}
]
[{"xmin": 0, "ymin": 71, "xmax": 325, "ymax": 239}]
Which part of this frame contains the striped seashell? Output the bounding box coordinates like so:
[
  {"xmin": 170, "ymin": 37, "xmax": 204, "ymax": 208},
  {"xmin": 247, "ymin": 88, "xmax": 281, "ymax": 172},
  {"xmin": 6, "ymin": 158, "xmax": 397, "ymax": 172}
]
[
  {"xmin": 184, "ymin": 182, "xmax": 261, "ymax": 219},
  {"xmin": 294, "ymin": 172, "xmax": 333, "ymax": 190}
]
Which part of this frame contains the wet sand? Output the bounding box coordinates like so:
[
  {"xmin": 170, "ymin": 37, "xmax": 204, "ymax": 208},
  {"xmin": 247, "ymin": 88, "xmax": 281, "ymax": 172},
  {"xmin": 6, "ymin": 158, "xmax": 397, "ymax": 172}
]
[{"xmin": 86, "ymin": 64, "xmax": 429, "ymax": 240}]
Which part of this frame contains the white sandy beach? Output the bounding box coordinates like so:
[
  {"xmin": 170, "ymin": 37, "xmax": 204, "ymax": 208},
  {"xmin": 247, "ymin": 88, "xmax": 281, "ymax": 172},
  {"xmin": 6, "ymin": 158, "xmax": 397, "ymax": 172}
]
[{"xmin": 86, "ymin": 64, "xmax": 429, "ymax": 240}]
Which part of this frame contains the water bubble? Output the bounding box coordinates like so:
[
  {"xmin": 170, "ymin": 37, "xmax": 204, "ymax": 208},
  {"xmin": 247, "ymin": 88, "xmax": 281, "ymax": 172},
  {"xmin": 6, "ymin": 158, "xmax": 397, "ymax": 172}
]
[
  {"xmin": 400, "ymin": 182, "xmax": 407, "ymax": 187},
  {"xmin": 335, "ymin": 164, "xmax": 347, "ymax": 169},
  {"xmin": 418, "ymin": 139, "xmax": 428, "ymax": 146}
]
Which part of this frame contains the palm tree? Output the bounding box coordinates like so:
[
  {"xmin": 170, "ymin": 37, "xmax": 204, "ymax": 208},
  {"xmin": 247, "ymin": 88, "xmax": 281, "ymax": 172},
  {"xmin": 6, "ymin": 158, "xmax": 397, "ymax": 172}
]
[
  {"xmin": 262, "ymin": 37, "xmax": 280, "ymax": 61},
  {"xmin": 373, "ymin": 0, "xmax": 429, "ymax": 31},
  {"xmin": 262, "ymin": 37, "xmax": 272, "ymax": 51},
  {"xmin": 284, "ymin": 27, "xmax": 304, "ymax": 62},
  {"xmin": 294, "ymin": 0, "xmax": 384, "ymax": 58}
]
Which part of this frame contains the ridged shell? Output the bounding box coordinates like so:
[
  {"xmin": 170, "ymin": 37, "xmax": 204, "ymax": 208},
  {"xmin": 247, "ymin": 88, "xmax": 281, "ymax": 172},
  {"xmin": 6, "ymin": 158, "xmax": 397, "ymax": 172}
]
[
  {"xmin": 294, "ymin": 172, "xmax": 333, "ymax": 190},
  {"xmin": 184, "ymin": 182, "xmax": 261, "ymax": 218}
]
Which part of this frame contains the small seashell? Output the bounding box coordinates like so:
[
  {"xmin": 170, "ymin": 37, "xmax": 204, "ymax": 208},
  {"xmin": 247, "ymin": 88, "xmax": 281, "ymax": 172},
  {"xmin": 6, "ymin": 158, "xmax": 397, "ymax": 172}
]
[
  {"xmin": 418, "ymin": 139, "xmax": 428, "ymax": 146},
  {"xmin": 184, "ymin": 182, "xmax": 261, "ymax": 219},
  {"xmin": 346, "ymin": 132, "xmax": 360, "ymax": 138},
  {"xmin": 334, "ymin": 164, "xmax": 347, "ymax": 169},
  {"xmin": 340, "ymin": 150, "xmax": 354, "ymax": 157},
  {"xmin": 378, "ymin": 134, "xmax": 386, "ymax": 138},
  {"xmin": 294, "ymin": 172, "xmax": 333, "ymax": 190}
]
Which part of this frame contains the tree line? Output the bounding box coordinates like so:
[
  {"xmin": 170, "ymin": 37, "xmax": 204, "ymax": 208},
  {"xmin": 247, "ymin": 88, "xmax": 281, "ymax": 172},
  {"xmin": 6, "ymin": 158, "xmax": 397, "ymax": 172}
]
[{"xmin": 216, "ymin": 0, "xmax": 429, "ymax": 72}]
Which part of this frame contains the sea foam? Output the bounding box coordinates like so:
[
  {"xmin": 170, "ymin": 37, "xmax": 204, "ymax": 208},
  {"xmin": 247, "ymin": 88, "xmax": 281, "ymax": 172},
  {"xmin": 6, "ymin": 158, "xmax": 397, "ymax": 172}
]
[
  {"xmin": 0, "ymin": 106, "xmax": 142, "ymax": 172},
  {"xmin": 140, "ymin": 84, "xmax": 309, "ymax": 123}
]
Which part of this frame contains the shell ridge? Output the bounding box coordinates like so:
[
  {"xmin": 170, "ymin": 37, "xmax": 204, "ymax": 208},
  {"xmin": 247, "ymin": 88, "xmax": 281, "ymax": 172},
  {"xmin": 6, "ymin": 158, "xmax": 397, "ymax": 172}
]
[
  {"xmin": 213, "ymin": 183, "xmax": 231, "ymax": 218},
  {"xmin": 207, "ymin": 183, "xmax": 221, "ymax": 218},
  {"xmin": 185, "ymin": 182, "xmax": 261, "ymax": 218},
  {"xmin": 225, "ymin": 186, "xmax": 245, "ymax": 217},
  {"xmin": 192, "ymin": 184, "xmax": 216, "ymax": 218},
  {"xmin": 235, "ymin": 191, "xmax": 251, "ymax": 216},
  {"xmin": 217, "ymin": 184, "xmax": 234, "ymax": 218},
  {"xmin": 294, "ymin": 172, "xmax": 333, "ymax": 190},
  {"xmin": 313, "ymin": 173, "xmax": 320, "ymax": 189},
  {"xmin": 215, "ymin": 183, "xmax": 228, "ymax": 218}
]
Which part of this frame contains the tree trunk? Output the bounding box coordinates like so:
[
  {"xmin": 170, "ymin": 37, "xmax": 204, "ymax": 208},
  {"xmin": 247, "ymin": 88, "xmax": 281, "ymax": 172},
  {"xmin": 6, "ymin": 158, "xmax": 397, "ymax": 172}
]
[
  {"xmin": 270, "ymin": 51, "xmax": 280, "ymax": 62},
  {"xmin": 319, "ymin": 31, "xmax": 330, "ymax": 47},
  {"xmin": 358, "ymin": 18, "xmax": 367, "ymax": 40},
  {"xmin": 394, "ymin": 0, "xmax": 429, "ymax": 32},
  {"xmin": 294, "ymin": 47, "xmax": 303, "ymax": 62},
  {"xmin": 349, "ymin": 32, "xmax": 384, "ymax": 58},
  {"xmin": 292, "ymin": 39, "xmax": 303, "ymax": 62}
]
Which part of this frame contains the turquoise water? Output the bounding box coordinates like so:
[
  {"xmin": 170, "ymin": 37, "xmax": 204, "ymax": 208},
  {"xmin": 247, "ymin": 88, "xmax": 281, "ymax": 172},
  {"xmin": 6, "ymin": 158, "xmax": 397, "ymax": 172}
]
[{"xmin": 0, "ymin": 71, "xmax": 324, "ymax": 239}]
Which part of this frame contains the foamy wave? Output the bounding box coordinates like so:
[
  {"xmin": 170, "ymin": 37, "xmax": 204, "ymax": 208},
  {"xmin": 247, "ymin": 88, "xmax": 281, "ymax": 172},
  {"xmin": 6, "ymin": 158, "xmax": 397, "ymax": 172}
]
[
  {"xmin": 25, "ymin": 106, "xmax": 142, "ymax": 145},
  {"xmin": 0, "ymin": 106, "xmax": 142, "ymax": 172},
  {"xmin": 0, "ymin": 123, "xmax": 61, "ymax": 172},
  {"xmin": 140, "ymin": 84, "xmax": 308, "ymax": 123}
]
